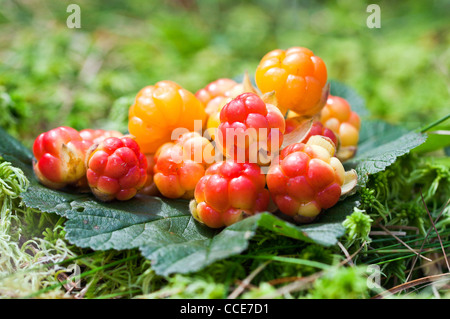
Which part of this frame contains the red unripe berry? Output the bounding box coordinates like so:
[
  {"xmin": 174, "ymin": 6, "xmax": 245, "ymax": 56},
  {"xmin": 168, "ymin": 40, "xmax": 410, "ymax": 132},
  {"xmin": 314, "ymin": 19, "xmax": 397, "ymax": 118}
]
[
  {"xmin": 32, "ymin": 126, "xmax": 91, "ymax": 189},
  {"xmin": 267, "ymin": 136, "xmax": 345, "ymax": 223},
  {"xmin": 86, "ymin": 136, "xmax": 147, "ymax": 201},
  {"xmin": 217, "ymin": 92, "xmax": 285, "ymax": 164},
  {"xmin": 191, "ymin": 161, "xmax": 269, "ymax": 228}
]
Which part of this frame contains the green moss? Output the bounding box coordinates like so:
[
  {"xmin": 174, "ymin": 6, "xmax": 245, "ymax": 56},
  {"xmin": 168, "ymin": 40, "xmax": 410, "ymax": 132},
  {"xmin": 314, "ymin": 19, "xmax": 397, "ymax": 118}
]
[{"xmin": 307, "ymin": 267, "xmax": 369, "ymax": 299}]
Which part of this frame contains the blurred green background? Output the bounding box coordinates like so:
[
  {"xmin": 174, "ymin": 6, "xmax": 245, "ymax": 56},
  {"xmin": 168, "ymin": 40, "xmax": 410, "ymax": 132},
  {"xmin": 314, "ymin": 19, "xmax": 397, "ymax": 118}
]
[{"xmin": 0, "ymin": 0, "xmax": 448, "ymax": 146}]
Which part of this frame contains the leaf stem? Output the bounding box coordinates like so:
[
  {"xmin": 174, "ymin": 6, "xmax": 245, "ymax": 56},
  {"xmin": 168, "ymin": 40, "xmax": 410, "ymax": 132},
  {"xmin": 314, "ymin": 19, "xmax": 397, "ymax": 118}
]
[{"xmin": 419, "ymin": 113, "xmax": 450, "ymax": 133}]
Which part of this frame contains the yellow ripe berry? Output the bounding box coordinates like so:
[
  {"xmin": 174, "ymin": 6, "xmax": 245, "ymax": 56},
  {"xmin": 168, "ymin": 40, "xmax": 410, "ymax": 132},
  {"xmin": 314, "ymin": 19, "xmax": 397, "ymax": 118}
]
[
  {"xmin": 255, "ymin": 47, "xmax": 328, "ymax": 116},
  {"xmin": 128, "ymin": 81, "xmax": 207, "ymax": 154}
]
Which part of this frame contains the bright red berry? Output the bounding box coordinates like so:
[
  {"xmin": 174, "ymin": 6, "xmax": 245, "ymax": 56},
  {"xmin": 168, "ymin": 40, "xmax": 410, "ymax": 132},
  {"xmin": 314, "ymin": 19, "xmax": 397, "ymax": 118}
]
[
  {"xmin": 86, "ymin": 136, "xmax": 147, "ymax": 201},
  {"xmin": 190, "ymin": 161, "xmax": 270, "ymax": 228},
  {"xmin": 32, "ymin": 126, "xmax": 92, "ymax": 189},
  {"xmin": 217, "ymin": 92, "xmax": 285, "ymax": 164},
  {"xmin": 267, "ymin": 136, "xmax": 345, "ymax": 223},
  {"xmin": 196, "ymin": 75, "xmax": 258, "ymax": 141}
]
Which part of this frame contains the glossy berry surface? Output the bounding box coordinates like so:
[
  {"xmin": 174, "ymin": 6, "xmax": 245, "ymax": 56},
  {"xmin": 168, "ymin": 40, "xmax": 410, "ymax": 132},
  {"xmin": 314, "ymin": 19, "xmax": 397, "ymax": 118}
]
[
  {"xmin": 191, "ymin": 161, "xmax": 269, "ymax": 228},
  {"xmin": 255, "ymin": 47, "xmax": 327, "ymax": 116},
  {"xmin": 86, "ymin": 136, "xmax": 147, "ymax": 201},
  {"xmin": 33, "ymin": 126, "xmax": 91, "ymax": 189},
  {"xmin": 267, "ymin": 136, "xmax": 345, "ymax": 223},
  {"xmin": 128, "ymin": 81, "xmax": 207, "ymax": 154},
  {"xmin": 217, "ymin": 92, "xmax": 285, "ymax": 163}
]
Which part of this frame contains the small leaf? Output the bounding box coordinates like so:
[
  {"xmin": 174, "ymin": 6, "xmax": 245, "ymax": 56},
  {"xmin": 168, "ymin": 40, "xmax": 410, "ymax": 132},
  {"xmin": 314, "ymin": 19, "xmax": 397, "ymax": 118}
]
[
  {"xmin": 413, "ymin": 129, "xmax": 450, "ymax": 153},
  {"xmin": 314, "ymin": 82, "xmax": 330, "ymax": 113},
  {"xmin": 242, "ymin": 71, "xmax": 258, "ymax": 94},
  {"xmin": 341, "ymin": 169, "xmax": 358, "ymax": 196},
  {"xmin": 281, "ymin": 118, "xmax": 313, "ymax": 149},
  {"xmin": 261, "ymin": 91, "xmax": 278, "ymax": 106}
]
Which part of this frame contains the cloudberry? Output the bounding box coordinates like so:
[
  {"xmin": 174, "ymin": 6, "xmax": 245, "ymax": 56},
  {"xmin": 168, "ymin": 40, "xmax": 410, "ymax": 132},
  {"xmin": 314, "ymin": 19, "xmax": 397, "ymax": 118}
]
[
  {"xmin": 191, "ymin": 161, "xmax": 269, "ymax": 228},
  {"xmin": 86, "ymin": 136, "xmax": 147, "ymax": 201},
  {"xmin": 267, "ymin": 136, "xmax": 346, "ymax": 223},
  {"xmin": 33, "ymin": 126, "xmax": 91, "ymax": 189}
]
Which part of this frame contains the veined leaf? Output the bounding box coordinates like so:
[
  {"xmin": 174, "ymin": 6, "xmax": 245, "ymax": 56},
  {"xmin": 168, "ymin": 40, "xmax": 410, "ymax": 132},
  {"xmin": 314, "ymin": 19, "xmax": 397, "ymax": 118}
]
[
  {"xmin": 65, "ymin": 194, "xmax": 359, "ymax": 276},
  {"xmin": 347, "ymin": 126, "xmax": 427, "ymax": 186}
]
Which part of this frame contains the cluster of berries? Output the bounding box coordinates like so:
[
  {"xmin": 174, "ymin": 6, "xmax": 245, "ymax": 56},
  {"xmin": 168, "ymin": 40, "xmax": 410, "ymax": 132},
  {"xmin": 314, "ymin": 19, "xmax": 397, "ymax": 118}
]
[
  {"xmin": 32, "ymin": 46, "xmax": 360, "ymax": 229},
  {"xmin": 33, "ymin": 127, "xmax": 147, "ymax": 201}
]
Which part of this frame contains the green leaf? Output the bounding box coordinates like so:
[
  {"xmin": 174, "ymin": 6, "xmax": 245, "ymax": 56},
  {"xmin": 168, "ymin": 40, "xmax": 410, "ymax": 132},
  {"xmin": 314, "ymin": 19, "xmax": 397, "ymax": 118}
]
[
  {"xmin": 357, "ymin": 119, "xmax": 408, "ymax": 155},
  {"xmin": 64, "ymin": 196, "xmax": 217, "ymax": 250},
  {"xmin": 347, "ymin": 124, "xmax": 427, "ymax": 185},
  {"xmin": 65, "ymin": 193, "xmax": 359, "ymax": 276},
  {"xmin": 0, "ymin": 127, "xmax": 33, "ymax": 167},
  {"xmin": 21, "ymin": 181, "xmax": 88, "ymax": 217},
  {"xmin": 415, "ymin": 114, "xmax": 450, "ymax": 153}
]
